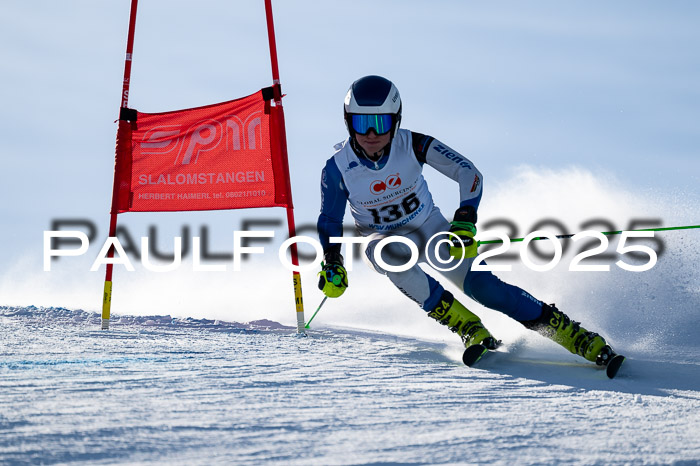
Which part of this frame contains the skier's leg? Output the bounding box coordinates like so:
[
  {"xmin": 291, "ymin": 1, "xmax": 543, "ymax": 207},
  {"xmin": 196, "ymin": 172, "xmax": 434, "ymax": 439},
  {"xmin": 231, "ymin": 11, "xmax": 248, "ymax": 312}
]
[
  {"xmin": 462, "ymin": 269, "xmax": 542, "ymax": 321},
  {"xmin": 409, "ymin": 208, "xmax": 614, "ymax": 363},
  {"xmin": 463, "ymin": 269, "xmax": 612, "ymax": 363},
  {"xmin": 520, "ymin": 303, "xmax": 612, "ymax": 364},
  {"xmin": 417, "ymin": 212, "xmax": 545, "ymax": 321},
  {"xmin": 363, "ymin": 233, "xmax": 497, "ymax": 349}
]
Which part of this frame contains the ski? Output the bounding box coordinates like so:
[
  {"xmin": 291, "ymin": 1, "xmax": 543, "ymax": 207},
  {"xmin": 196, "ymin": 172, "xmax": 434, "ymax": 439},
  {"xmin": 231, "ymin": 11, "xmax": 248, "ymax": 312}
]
[
  {"xmin": 461, "ymin": 344, "xmax": 489, "ymax": 367},
  {"xmin": 462, "ymin": 342, "xmax": 626, "ymax": 379},
  {"xmin": 605, "ymin": 353, "xmax": 626, "ymax": 379},
  {"xmin": 597, "ymin": 345, "xmax": 626, "ymax": 379}
]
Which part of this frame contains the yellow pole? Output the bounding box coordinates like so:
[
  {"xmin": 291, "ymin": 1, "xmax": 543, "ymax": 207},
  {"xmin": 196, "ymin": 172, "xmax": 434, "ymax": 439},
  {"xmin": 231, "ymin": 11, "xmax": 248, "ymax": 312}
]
[
  {"xmin": 101, "ymin": 281, "xmax": 113, "ymax": 330},
  {"xmin": 293, "ymin": 272, "xmax": 305, "ymax": 335}
]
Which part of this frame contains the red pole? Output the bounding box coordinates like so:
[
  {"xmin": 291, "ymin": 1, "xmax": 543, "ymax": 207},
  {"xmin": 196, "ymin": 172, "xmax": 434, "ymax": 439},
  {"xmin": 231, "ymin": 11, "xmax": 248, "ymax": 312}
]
[
  {"xmin": 102, "ymin": 0, "xmax": 139, "ymax": 330},
  {"xmin": 263, "ymin": 0, "xmax": 306, "ymax": 334}
]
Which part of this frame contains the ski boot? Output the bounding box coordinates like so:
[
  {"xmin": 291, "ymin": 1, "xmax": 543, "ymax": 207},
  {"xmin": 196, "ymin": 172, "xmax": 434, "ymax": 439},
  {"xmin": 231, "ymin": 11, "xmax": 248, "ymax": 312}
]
[
  {"xmin": 427, "ymin": 291, "xmax": 499, "ymax": 350},
  {"xmin": 522, "ymin": 303, "xmax": 610, "ymax": 364}
]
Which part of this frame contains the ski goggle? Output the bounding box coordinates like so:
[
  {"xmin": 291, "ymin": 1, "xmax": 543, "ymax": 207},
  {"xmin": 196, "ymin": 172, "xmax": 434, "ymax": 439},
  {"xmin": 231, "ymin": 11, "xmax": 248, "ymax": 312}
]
[{"xmin": 349, "ymin": 114, "xmax": 394, "ymax": 135}]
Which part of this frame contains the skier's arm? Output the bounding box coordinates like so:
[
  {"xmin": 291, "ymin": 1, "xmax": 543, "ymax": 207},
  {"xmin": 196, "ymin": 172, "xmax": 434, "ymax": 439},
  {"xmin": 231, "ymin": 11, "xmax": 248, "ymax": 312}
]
[
  {"xmin": 317, "ymin": 158, "xmax": 349, "ymax": 257},
  {"xmin": 411, "ymin": 132, "xmax": 483, "ymax": 211},
  {"xmin": 317, "ymin": 158, "xmax": 349, "ymax": 298}
]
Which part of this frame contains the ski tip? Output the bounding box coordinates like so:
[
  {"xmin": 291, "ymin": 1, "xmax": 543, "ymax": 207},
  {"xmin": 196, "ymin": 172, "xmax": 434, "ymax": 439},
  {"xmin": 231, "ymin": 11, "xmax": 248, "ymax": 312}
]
[
  {"xmin": 606, "ymin": 354, "xmax": 626, "ymax": 379},
  {"xmin": 462, "ymin": 344, "xmax": 488, "ymax": 367}
]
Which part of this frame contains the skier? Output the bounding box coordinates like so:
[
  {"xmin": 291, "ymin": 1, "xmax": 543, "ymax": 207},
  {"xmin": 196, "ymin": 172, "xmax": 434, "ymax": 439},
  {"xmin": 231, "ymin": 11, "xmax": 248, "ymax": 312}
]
[{"xmin": 316, "ymin": 75, "xmax": 618, "ymax": 369}]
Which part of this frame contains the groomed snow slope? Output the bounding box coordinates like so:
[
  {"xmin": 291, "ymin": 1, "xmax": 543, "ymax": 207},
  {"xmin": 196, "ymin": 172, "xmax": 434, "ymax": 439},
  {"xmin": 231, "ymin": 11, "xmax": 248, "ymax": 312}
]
[{"xmin": 1, "ymin": 306, "xmax": 699, "ymax": 465}]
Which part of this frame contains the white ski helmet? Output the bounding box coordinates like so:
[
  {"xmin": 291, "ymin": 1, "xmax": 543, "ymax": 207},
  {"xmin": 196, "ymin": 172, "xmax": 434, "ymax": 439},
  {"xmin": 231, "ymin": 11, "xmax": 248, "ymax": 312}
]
[{"xmin": 344, "ymin": 75, "xmax": 402, "ymax": 139}]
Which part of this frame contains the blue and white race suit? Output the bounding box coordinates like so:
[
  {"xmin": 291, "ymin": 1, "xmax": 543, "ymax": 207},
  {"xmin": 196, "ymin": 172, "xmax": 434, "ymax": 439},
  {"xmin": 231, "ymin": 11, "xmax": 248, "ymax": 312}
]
[{"xmin": 317, "ymin": 128, "xmax": 542, "ymax": 321}]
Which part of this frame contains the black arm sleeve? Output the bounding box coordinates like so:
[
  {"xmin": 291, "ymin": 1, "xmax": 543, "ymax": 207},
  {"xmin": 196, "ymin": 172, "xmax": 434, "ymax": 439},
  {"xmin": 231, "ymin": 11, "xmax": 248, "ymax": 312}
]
[{"xmin": 411, "ymin": 131, "xmax": 435, "ymax": 165}]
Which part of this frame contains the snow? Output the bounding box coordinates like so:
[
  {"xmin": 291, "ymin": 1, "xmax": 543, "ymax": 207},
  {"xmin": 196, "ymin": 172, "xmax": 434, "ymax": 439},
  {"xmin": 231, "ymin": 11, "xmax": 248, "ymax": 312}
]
[
  {"xmin": 2, "ymin": 305, "xmax": 699, "ymax": 465},
  {"xmin": 2, "ymin": 165, "xmax": 698, "ymax": 464}
]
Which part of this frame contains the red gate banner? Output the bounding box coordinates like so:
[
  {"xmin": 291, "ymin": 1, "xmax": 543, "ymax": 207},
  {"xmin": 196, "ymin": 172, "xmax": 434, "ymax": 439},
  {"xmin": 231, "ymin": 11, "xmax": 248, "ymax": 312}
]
[{"xmin": 113, "ymin": 88, "xmax": 290, "ymax": 213}]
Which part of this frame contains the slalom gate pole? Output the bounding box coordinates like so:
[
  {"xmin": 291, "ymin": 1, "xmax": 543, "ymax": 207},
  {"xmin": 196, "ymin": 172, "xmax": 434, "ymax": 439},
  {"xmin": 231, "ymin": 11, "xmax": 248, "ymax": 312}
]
[
  {"xmin": 477, "ymin": 224, "xmax": 700, "ymax": 245},
  {"xmin": 102, "ymin": 0, "xmax": 139, "ymax": 330},
  {"xmin": 264, "ymin": 0, "xmax": 306, "ymax": 335},
  {"xmin": 305, "ymin": 297, "xmax": 328, "ymax": 329}
]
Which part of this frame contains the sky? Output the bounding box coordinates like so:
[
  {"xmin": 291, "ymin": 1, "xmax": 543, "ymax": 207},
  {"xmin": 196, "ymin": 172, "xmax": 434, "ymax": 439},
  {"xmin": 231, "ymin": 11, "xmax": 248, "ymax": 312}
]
[{"xmin": 0, "ymin": 1, "xmax": 698, "ymax": 324}]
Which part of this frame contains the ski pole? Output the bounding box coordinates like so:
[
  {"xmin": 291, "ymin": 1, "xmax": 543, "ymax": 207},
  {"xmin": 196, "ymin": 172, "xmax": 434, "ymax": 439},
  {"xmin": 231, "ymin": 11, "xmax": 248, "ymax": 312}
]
[
  {"xmin": 305, "ymin": 296, "xmax": 328, "ymax": 329},
  {"xmin": 477, "ymin": 224, "xmax": 700, "ymax": 245}
]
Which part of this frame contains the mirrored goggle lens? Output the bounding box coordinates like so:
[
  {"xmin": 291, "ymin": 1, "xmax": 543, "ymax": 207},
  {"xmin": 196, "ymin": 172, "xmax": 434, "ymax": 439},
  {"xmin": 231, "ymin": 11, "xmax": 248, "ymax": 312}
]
[{"xmin": 351, "ymin": 114, "xmax": 393, "ymax": 135}]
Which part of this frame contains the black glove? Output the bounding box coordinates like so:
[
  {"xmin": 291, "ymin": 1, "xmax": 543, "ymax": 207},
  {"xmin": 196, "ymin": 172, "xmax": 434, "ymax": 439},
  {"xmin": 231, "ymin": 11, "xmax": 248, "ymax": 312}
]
[{"xmin": 449, "ymin": 205, "xmax": 478, "ymax": 258}]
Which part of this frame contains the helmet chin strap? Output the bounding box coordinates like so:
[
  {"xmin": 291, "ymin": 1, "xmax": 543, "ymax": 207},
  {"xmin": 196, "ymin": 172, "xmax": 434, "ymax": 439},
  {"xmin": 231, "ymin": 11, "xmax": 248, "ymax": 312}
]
[{"xmin": 367, "ymin": 149, "xmax": 383, "ymax": 161}]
